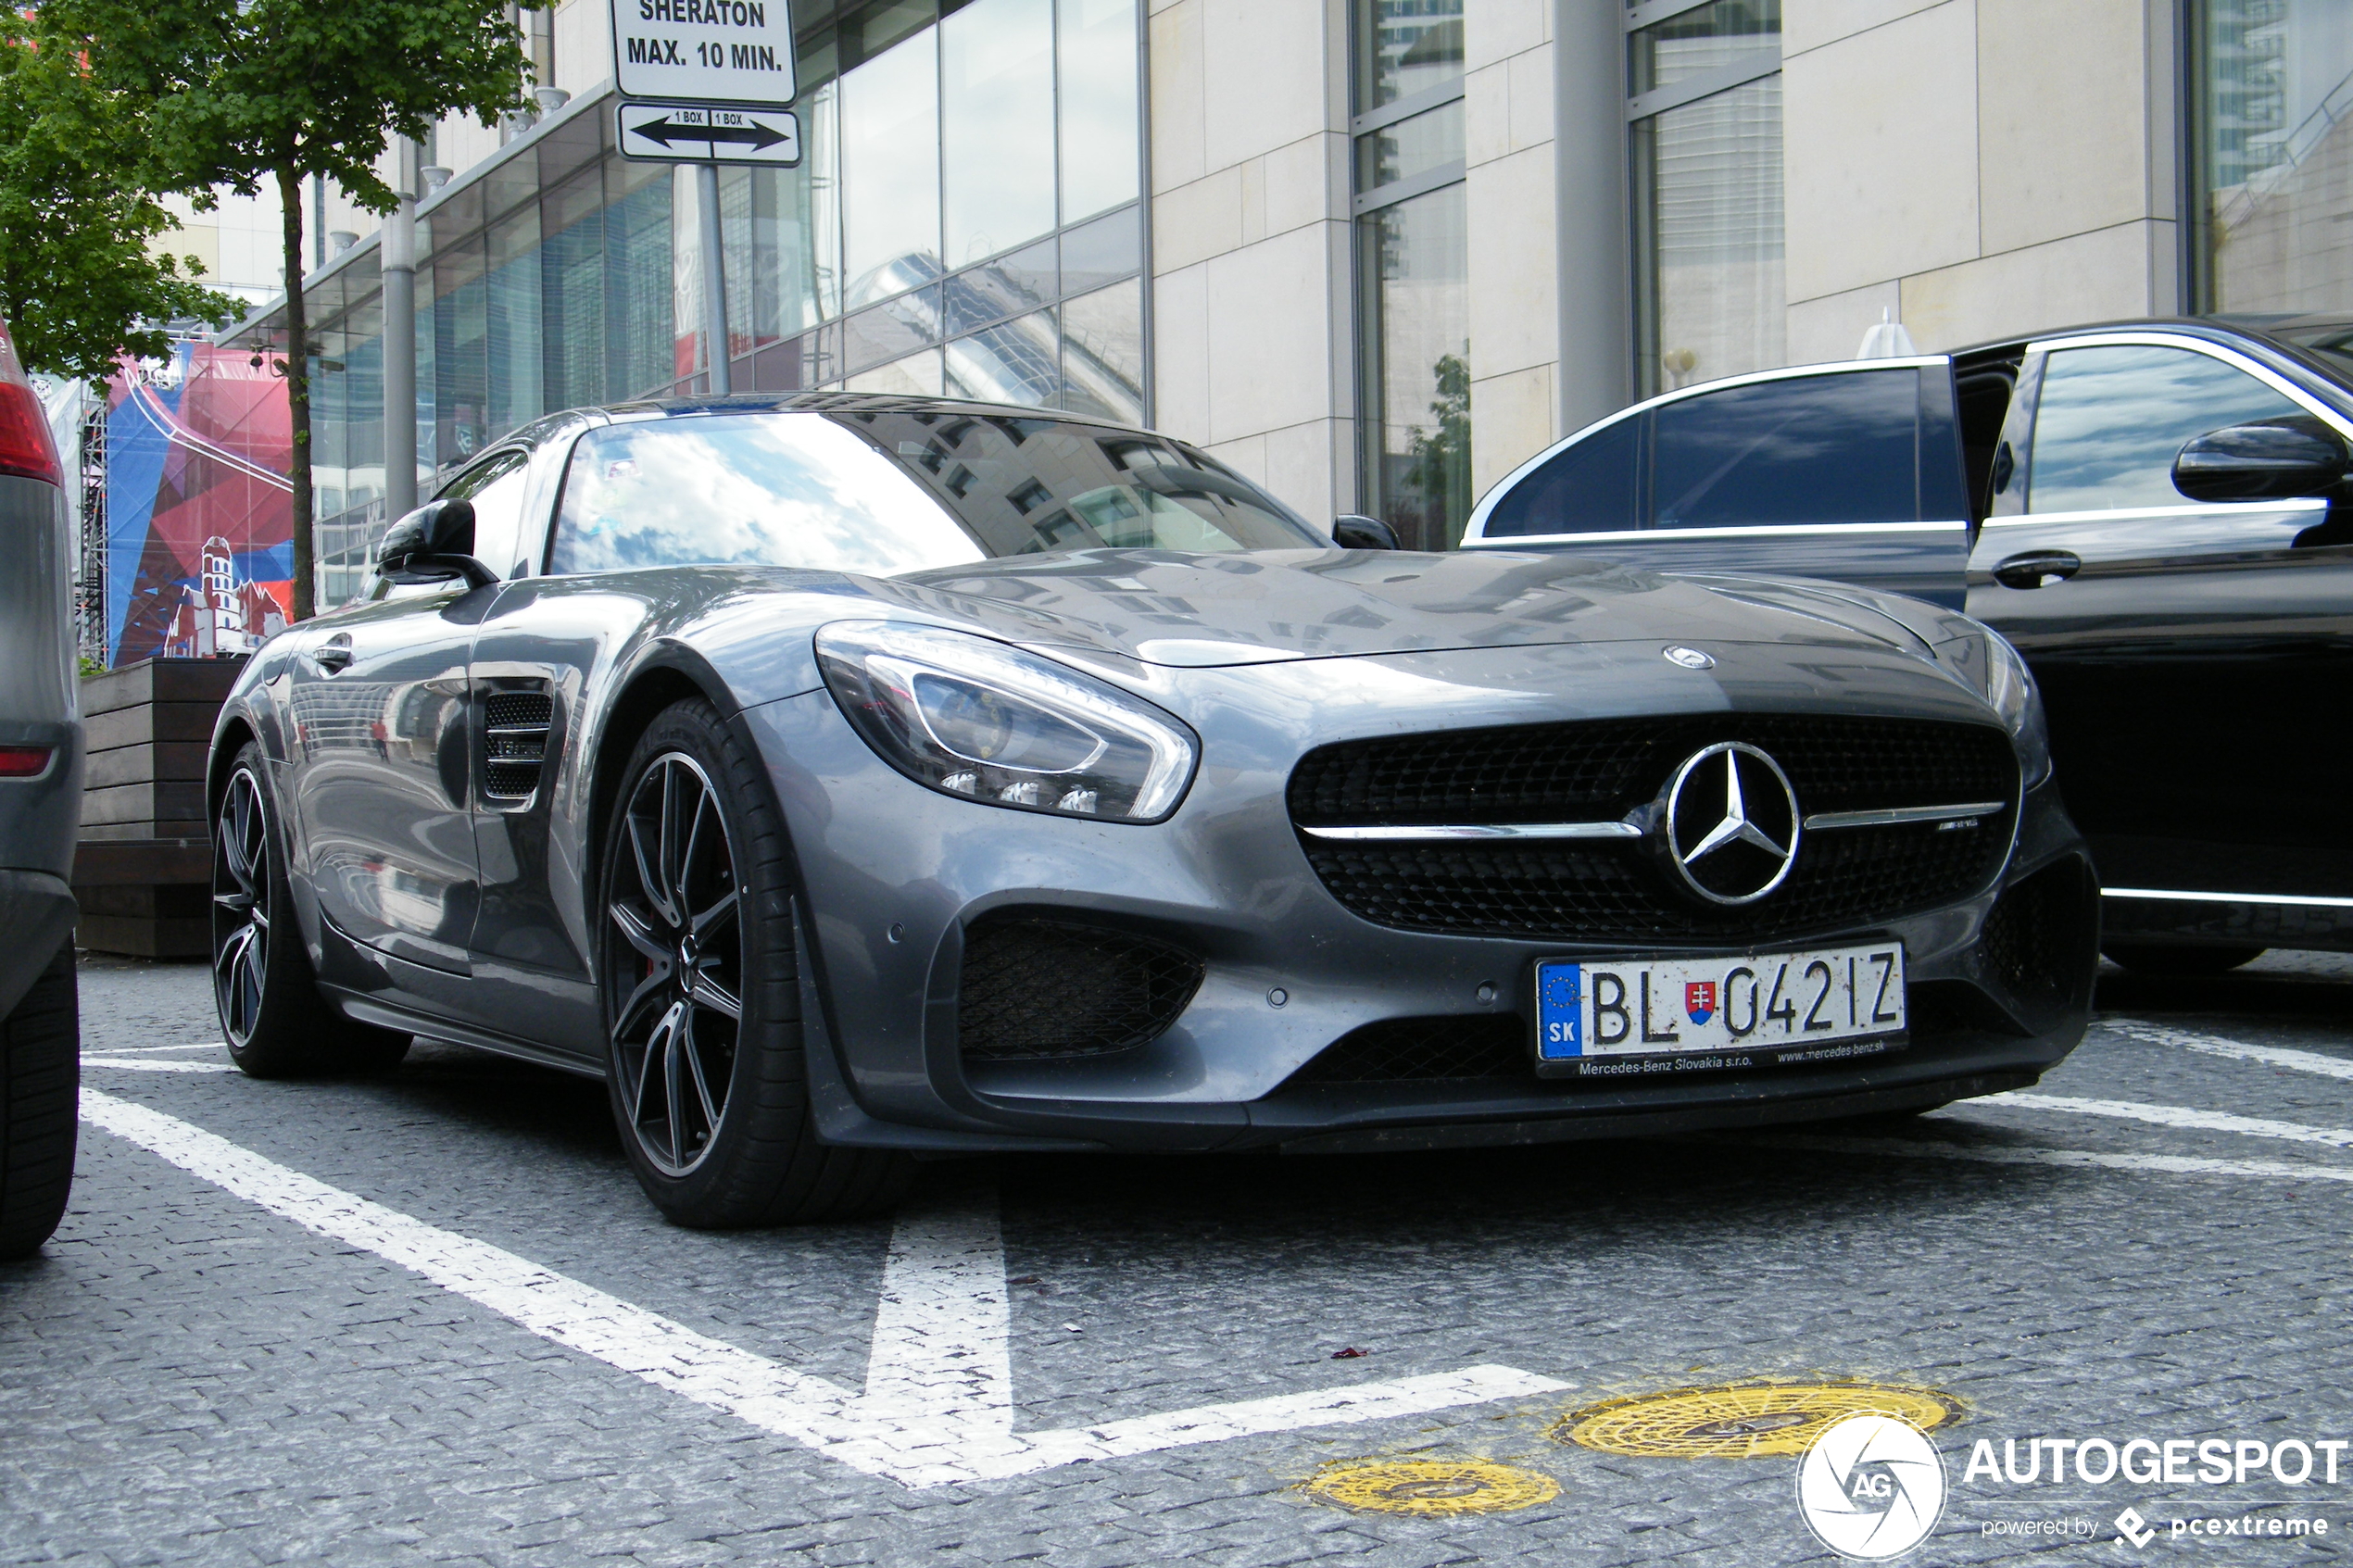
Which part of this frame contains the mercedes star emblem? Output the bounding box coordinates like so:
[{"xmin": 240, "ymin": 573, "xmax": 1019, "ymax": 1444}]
[
  {"xmin": 1663, "ymin": 646, "xmax": 1715, "ymax": 670},
  {"xmin": 1661, "ymin": 741, "xmax": 1802, "ymax": 905}
]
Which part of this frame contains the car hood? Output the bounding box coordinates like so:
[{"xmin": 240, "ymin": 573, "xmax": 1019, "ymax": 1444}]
[{"xmin": 878, "ymin": 547, "xmax": 1937, "ymax": 668}]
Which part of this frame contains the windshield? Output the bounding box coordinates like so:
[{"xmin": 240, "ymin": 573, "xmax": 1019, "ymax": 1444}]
[
  {"xmin": 547, "ymin": 408, "xmax": 1319, "ymax": 577},
  {"xmin": 2265, "ymin": 320, "xmax": 2353, "ymax": 384},
  {"xmin": 841, "ymin": 407, "xmax": 1322, "ymax": 556},
  {"xmin": 548, "ymin": 413, "xmax": 988, "ymax": 577}
]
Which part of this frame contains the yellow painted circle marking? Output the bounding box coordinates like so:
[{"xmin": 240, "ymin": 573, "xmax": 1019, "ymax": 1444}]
[
  {"xmin": 1556, "ymin": 1381, "xmax": 1961, "ymax": 1460},
  {"xmin": 1303, "ymin": 1459, "xmax": 1561, "ymax": 1516}
]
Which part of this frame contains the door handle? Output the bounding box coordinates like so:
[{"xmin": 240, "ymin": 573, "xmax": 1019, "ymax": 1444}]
[
  {"xmin": 312, "ymin": 636, "xmax": 354, "ymax": 672},
  {"xmin": 1991, "ymin": 550, "xmax": 2081, "ymax": 590}
]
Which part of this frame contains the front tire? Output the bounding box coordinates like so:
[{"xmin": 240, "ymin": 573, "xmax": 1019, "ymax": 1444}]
[
  {"xmin": 598, "ymin": 699, "xmax": 910, "ymax": 1227},
  {"xmin": 0, "ymin": 943, "xmax": 78, "ymax": 1261},
  {"xmin": 211, "ymin": 745, "xmax": 411, "ymax": 1078}
]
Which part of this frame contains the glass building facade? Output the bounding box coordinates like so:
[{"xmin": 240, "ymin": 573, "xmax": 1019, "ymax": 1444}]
[
  {"xmin": 1352, "ymin": 0, "xmax": 1470, "ymax": 553},
  {"xmin": 1628, "ymin": 0, "xmax": 1783, "ymax": 398},
  {"xmin": 274, "ymin": 0, "xmax": 1145, "ymax": 607},
  {"xmin": 2188, "ymin": 0, "xmax": 2353, "ymax": 314}
]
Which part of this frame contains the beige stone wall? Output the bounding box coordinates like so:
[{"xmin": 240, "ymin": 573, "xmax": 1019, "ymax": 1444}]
[
  {"xmin": 1783, "ymin": 0, "xmax": 2177, "ymax": 362},
  {"xmin": 1463, "ymin": 0, "xmax": 1558, "ymax": 496},
  {"xmin": 1146, "ymin": 0, "xmax": 1352, "ymax": 527}
]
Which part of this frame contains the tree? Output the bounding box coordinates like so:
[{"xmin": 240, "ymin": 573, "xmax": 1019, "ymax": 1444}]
[
  {"xmin": 0, "ymin": 19, "xmax": 242, "ymax": 383},
  {"xmin": 1403, "ymin": 352, "xmax": 1473, "ymax": 549},
  {"xmin": 43, "ymin": 0, "xmax": 548, "ymax": 619}
]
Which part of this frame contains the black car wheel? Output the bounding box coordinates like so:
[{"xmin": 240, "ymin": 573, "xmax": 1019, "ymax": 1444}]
[
  {"xmin": 0, "ymin": 942, "xmax": 78, "ymax": 1261},
  {"xmin": 212, "ymin": 744, "xmax": 412, "ymax": 1078},
  {"xmin": 2101, "ymin": 942, "xmax": 2266, "ymax": 976},
  {"xmin": 598, "ymin": 699, "xmax": 910, "ymax": 1227}
]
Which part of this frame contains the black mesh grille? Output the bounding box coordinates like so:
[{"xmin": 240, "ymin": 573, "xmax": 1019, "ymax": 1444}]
[
  {"xmin": 483, "ymin": 689, "xmax": 553, "ymax": 801},
  {"xmin": 1290, "ymin": 715, "xmax": 2018, "ymax": 945},
  {"xmin": 1290, "ymin": 1015, "xmax": 1529, "ymax": 1084},
  {"xmin": 1979, "ymin": 858, "xmax": 2098, "ymax": 1007},
  {"xmin": 1290, "ymin": 714, "xmax": 2015, "ymax": 826},
  {"xmin": 957, "ymin": 918, "xmax": 1204, "ymax": 1062}
]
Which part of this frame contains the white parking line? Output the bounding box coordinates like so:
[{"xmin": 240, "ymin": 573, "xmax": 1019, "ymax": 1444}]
[
  {"xmin": 1749, "ymin": 1131, "xmax": 2353, "ymax": 1185},
  {"xmin": 76, "ymin": 1088, "xmax": 1567, "ymax": 1488},
  {"xmin": 82, "ymin": 1057, "xmax": 238, "ymax": 1073},
  {"xmin": 84, "ymin": 1042, "xmax": 233, "ymax": 1055},
  {"xmin": 1987, "ymin": 1091, "xmax": 2353, "ymax": 1149},
  {"xmin": 2106, "ymin": 1020, "xmax": 2353, "ymax": 1082}
]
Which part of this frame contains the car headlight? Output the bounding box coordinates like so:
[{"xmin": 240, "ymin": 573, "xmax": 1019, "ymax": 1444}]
[
  {"xmin": 815, "ymin": 621, "xmax": 1199, "ymax": 822},
  {"xmin": 1944, "ymin": 623, "xmax": 2051, "ymax": 789}
]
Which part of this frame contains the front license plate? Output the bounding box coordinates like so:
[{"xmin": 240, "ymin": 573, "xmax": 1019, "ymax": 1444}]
[{"xmin": 1533, "ymin": 944, "xmax": 1905, "ymax": 1070}]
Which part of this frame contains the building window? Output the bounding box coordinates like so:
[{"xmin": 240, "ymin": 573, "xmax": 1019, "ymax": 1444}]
[
  {"xmin": 2188, "ymin": 0, "xmax": 2353, "ymax": 312},
  {"xmin": 1352, "ymin": 0, "xmax": 1469, "ymax": 552},
  {"xmin": 1627, "ymin": 0, "xmax": 1782, "ymax": 398}
]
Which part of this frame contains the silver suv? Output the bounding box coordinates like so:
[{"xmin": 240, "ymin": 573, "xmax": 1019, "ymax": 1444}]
[{"xmin": 0, "ymin": 312, "xmax": 82, "ymax": 1259}]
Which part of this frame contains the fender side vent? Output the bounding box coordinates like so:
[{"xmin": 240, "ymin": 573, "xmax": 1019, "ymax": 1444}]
[{"xmin": 483, "ymin": 688, "xmax": 554, "ymax": 802}]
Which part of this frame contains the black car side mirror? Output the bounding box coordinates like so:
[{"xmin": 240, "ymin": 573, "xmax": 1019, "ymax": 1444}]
[
  {"xmin": 2172, "ymin": 415, "xmax": 2351, "ymax": 503},
  {"xmin": 1332, "ymin": 514, "xmax": 1401, "ymax": 550},
  {"xmin": 378, "ymin": 497, "xmax": 497, "ymax": 590}
]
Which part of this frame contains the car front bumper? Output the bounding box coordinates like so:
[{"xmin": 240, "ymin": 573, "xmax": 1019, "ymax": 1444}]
[{"xmin": 743, "ymin": 652, "xmax": 2096, "ymax": 1157}]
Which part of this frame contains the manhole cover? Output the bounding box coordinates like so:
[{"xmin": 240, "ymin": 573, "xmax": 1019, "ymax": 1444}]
[
  {"xmin": 1555, "ymin": 1381, "xmax": 1960, "ymax": 1459},
  {"xmin": 1303, "ymin": 1459, "xmax": 1561, "ymax": 1516}
]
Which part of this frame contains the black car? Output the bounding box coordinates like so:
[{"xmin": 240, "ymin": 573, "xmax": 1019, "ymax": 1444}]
[{"xmin": 1463, "ymin": 316, "xmax": 2353, "ymax": 972}]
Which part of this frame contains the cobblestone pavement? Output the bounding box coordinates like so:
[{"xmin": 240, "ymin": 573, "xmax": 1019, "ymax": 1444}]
[{"xmin": 6, "ymin": 950, "xmax": 2353, "ymax": 1566}]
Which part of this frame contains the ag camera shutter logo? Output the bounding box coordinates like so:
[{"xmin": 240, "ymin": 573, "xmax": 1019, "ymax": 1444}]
[{"xmin": 1797, "ymin": 1412, "xmax": 1947, "ymax": 1559}]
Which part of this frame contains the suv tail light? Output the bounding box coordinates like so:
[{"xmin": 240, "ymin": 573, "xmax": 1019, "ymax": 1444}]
[
  {"xmin": 0, "ymin": 745, "xmax": 54, "ymax": 777},
  {"xmin": 0, "ymin": 314, "xmax": 62, "ymax": 487}
]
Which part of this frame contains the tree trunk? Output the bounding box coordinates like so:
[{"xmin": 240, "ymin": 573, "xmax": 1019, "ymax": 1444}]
[{"xmin": 277, "ymin": 160, "xmax": 312, "ymax": 621}]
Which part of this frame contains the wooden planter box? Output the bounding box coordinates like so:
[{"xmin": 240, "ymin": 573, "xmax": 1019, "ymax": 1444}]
[{"xmin": 73, "ymin": 657, "xmax": 245, "ymax": 959}]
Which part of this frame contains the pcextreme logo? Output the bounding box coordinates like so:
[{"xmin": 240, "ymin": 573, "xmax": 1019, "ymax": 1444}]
[{"xmin": 1797, "ymin": 1412, "xmax": 1948, "ymax": 1560}]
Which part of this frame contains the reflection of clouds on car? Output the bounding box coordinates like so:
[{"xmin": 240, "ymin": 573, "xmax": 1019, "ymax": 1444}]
[
  {"xmin": 2028, "ymin": 345, "xmax": 2302, "ymax": 512},
  {"xmin": 548, "ymin": 414, "xmax": 984, "ymax": 577}
]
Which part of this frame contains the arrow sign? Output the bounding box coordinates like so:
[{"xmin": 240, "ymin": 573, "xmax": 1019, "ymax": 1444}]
[{"xmin": 618, "ymin": 101, "xmax": 801, "ymax": 167}]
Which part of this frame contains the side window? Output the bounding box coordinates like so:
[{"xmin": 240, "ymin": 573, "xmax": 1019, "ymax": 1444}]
[
  {"xmin": 2027, "ymin": 345, "xmax": 2304, "ymax": 513},
  {"xmin": 437, "ymin": 450, "xmax": 533, "ymax": 575},
  {"xmin": 1650, "ymin": 368, "xmax": 1920, "ymax": 528},
  {"xmin": 1482, "ymin": 415, "xmax": 1641, "ymax": 537}
]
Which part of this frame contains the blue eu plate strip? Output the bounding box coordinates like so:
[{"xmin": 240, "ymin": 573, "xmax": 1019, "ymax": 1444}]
[{"xmin": 1536, "ymin": 961, "xmax": 1582, "ymax": 1060}]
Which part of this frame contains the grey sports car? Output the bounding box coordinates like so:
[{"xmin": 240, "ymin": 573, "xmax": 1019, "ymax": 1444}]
[{"xmin": 209, "ymin": 395, "xmax": 2098, "ymax": 1226}]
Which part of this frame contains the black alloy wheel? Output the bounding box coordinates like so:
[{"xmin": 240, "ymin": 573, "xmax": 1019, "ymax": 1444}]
[
  {"xmin": 607, "ymin": 752, "xmax": 744, "ymax": 1178},
  {"xmin": 212, "ymin": 764, "xmax": 272, "ymax": 1047},
  {"xmin": 598, "ymin": 698, "xmax": 911, "ymax": 1227},
  {"xmin": 210, "ymin": 744, "xmax": 411, "ymax": 1078}
]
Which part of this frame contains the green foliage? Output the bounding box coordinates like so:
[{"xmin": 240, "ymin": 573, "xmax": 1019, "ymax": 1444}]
[
  {"xmin": 38, "ymin": 0, "xmax": 546, "ymax": 216},
  {"xmin": 1403, "ymin": 352, "xmax": 1474, "ymax": 546},
  {"xmin": 0, "ymin": 19, "xmax": 242, "ymax": 383},
  {"xmin": 40, "ymin": 0, "xmax": 549, "ymax": 617}
]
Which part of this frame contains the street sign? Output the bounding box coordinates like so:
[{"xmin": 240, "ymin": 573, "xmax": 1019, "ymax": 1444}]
[
  {"xmin": 612, "ymin": 0, "xmax": 796, "ymax": 107},
  {"xmin": 618, "ymin": 102, "xmax": 801, "ymax": 166}
]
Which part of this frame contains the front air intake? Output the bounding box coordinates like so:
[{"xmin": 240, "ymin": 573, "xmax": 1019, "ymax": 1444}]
[{"xmin": 956, "ymin": 916, "xmax": 1202, "ymax": 1062}]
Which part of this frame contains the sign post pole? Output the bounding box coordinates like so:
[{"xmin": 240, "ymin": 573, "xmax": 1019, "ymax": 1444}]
[
  {"xmin": 611, "ymin": 0, "xmax": 799, "ymax": 397},
  {"xmin": 697, "ymin": 161, "xmax": 730, "ymax": 394}
]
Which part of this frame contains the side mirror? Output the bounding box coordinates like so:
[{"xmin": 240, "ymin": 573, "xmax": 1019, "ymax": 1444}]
[
  {"xmin": 1332, "ymin": 514, "xmax": 1401, "ymax": 550},
  {"xmin": 2172, "ymin": 415, "xmax": 2350, "ymax": 503},
  {"xmin": 377, "ymin": 497, "xmax": 497, "ymax": 590}
]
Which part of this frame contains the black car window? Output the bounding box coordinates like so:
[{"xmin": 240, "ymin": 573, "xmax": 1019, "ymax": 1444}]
[
  {"xmin": 436, "ymin": 450, "xmax": 532, "ymax": 577},
  {"xmin": 849, "ymin": 410, "xmax": 1322, "ymax": 556},
  {"xmin": 546, "ymin": 414, "xmax": 987, "ymax": 577},
  {"xmin": 1481, "ymin": 413, "xmax": 1641, "ymax": 537},
  {"xmin": 1650, "ymin": 368, "xmax": 1920, "ymax": 528},
  {"xmin": 2027, "ymin": 344, "xmax": 2304, "ymax": 513}
]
